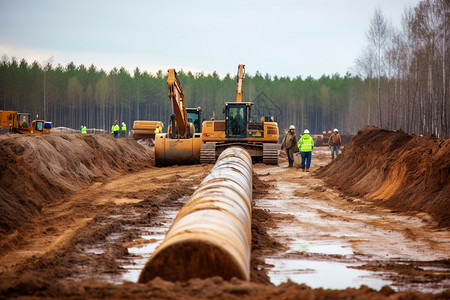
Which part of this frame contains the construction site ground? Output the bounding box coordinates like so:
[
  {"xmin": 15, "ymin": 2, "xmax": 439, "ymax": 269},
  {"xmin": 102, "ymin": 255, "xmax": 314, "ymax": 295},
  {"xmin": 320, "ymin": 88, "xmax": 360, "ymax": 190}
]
[{"xmin": 0, "ymin": 126, "xmax": 449, "ymax": 299}]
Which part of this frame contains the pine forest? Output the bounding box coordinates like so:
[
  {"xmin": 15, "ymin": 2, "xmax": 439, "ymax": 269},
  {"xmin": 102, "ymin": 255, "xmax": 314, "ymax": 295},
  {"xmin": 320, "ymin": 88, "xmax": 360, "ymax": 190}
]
[{"xmin": 0, "ymin": 0, "xmax": 448, "ymax": 138}]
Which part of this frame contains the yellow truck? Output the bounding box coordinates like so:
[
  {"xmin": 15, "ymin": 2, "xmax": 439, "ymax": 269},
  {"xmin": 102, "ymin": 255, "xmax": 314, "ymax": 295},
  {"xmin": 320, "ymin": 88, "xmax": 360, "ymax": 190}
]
[
  {"xmin": 0, "ymin": 110, "xmax": 51, "ymax": 135},
  {"xmin": 131, "ymin": 120, "xmax": 164, "ymax": 139}
]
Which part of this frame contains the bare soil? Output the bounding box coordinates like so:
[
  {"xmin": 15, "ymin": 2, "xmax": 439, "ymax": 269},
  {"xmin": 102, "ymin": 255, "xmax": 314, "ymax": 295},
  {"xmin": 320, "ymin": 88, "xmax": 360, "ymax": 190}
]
[{"xmin": 0, "ymin": 128, "xmax": 449, "ymax": 299}]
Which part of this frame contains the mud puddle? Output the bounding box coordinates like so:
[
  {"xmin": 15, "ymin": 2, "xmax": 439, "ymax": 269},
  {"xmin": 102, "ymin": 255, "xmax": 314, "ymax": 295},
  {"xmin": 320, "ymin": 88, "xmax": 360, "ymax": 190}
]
[
  {"xmin": 77, "ymin": 195, "xmax": 189, "ymax": 284},
  {"xmin": 266, "ymin": 259, "xmax": 393, "ymax": 289},
  {"xmin": 119, "ymin": 199, "xmax": 186, "ymax": 283},
  {"xmin": 253, "ymin": 157, "xmax": 450, "ymax": 293}
]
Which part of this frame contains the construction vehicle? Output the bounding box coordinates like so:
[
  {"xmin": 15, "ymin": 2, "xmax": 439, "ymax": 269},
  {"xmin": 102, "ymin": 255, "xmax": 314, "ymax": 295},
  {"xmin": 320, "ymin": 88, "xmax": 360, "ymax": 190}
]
[
  {"xmin": 154, "ymin": 69, "xmax": 203, "ymax": 166},
  {"xmin": 200, "ymin": 64, "xmax": 279, "ymax": 164},
  {"xmin": 0, "ymin": 110, "xmax": 51, "ymax": 135},
  {"xmin": 131, "ymin": 120, "xmax": 164, "ymax": 140}
]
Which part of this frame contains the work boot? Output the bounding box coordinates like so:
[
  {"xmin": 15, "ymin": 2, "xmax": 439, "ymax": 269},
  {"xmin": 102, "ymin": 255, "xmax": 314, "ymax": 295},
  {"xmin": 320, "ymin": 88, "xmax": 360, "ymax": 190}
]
[
  {"xmin": 306, "ymin": 168, "xmax": 310, "ymax": 172},
  {"xmin": 302, "ymin": 168, "xmax": 305, "ymax": 172}
]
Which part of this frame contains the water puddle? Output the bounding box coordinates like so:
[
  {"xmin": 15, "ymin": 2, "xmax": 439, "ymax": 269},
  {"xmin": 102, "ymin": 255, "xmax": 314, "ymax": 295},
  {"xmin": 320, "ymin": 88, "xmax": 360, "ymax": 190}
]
[
  {"xmin": 288, "ymin": 242, "xmax": 354, "ymax": 256},
  {"xmin": 254, "ymin": 166, "xmax": 450, "ymax": 293},
  {"xmin": 266, "ymin": 259, "xmax": 393, "ymax": 290},
  {"xmin": 118, "ymin": 197, "xmax": 188, "ymax": 283}
]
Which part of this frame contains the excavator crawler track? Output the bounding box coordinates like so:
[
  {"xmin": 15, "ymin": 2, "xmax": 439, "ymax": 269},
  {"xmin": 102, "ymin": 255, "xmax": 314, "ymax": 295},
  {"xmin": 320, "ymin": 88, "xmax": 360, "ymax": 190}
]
[
  {"xmin": 200, "ymin": 142, "xmax": 217, "ymax": 164},
  {"xmin": 263, "ymin": 143, "xmax": 279, "ymax": 165}
]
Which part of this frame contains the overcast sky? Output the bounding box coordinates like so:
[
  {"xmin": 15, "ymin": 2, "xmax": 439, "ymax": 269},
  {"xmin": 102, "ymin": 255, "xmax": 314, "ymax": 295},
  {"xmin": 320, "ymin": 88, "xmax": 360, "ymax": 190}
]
[{"xmin": 0, "ymin": 0, "xmax": 421, "ymax": 79}]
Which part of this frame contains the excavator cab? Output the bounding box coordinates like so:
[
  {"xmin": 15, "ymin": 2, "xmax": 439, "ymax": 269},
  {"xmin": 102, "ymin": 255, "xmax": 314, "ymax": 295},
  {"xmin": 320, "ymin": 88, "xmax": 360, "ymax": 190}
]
[
  {"xmin": 186, "ymin": 107, "xmax": 203, "ymax": 134},
  {"xmin": 225, "ymin": 103, "xmax": 251, "ymax": 139}
]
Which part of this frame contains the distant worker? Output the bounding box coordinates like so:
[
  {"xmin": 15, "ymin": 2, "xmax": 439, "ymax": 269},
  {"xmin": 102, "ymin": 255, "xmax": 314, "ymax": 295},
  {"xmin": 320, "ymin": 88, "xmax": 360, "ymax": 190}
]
[
  {"xmin": 155, "ymin": 125, "xmax": 163, "ymax": 134},
  {"xmin": 121, "ymin": 122, "xmax": 127, "ymax": 137},
  {"xmin": 21, "ymin": 117, "xmax": 28, "ymax": 128},
  {"xmin": 111, "ymin": 120, "xmax": 120, "ymax": 139},
  {"xmin": 298, "ymin": 129, "xmax": 314, "ymax": 172},
  {"xmin": 81, "ymin": 125, "xmax": 87, "ymax": 134},
  {"xmin": 281, "ymin": 125, "xmax": 298, "ymax": 168},
  {"xmin": 328, "ymin": 128, "xmax": 341, "ymax": 160}
]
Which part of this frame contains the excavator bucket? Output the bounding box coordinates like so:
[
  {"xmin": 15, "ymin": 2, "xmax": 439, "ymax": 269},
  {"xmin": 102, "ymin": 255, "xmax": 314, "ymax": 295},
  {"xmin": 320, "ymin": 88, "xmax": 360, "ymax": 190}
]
[{"xmin": 154, "ymin": 134, "xmax": 203, "ymax": 166}]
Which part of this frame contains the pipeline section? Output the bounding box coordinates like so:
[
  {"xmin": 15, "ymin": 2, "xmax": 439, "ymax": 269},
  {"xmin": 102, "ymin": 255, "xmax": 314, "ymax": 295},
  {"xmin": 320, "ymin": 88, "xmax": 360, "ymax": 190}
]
[{"xmin": 139, "ymin": 146, "xmax": 253, "ymax": 282}]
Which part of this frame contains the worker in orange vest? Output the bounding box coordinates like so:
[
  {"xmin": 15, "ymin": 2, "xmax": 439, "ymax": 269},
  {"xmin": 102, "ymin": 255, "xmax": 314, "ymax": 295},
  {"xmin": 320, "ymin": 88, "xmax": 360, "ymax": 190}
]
[{"xmin": 328, "ymin": 128, "xmax": 341, "ymax": 160}]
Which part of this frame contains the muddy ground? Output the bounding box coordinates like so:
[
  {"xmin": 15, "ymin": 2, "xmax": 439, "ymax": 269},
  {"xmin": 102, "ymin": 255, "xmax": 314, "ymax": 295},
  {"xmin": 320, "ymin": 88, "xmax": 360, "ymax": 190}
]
[{"xmin": 0, "ymin": 127, "xmax": 449, "ymax": 299}]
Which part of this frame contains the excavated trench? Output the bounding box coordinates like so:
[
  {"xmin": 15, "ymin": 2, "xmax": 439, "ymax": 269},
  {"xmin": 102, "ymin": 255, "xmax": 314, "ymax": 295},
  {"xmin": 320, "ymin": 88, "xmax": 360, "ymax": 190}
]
[
  {"xmin": 1, "ymin": 129, "xmax": 449, "ymax": 299},
  {"xmin": 75, "ymin": 147, "xmax": 449, "ymax": 293}
]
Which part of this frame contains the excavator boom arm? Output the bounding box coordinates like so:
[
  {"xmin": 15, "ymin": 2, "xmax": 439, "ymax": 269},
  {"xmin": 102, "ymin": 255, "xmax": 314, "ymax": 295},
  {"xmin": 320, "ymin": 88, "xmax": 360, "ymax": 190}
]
[
  {"xmin": 235, "ymin": 64, "xmax": 245, "ymax": 103},
  {"xmin": 167, "ymin": 69, "xmax": 188, "ymax": 135}
]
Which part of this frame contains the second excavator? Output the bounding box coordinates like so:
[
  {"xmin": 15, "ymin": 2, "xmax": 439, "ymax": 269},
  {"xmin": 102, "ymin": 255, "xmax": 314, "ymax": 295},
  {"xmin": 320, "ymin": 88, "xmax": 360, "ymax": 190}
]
[
  {"xmin": 200, "ymin": 64, "xmax": 279, "ymax": 164},
  {"xmin": 154, "ymin": 69, "xmax": 202, "ymax": 166}
]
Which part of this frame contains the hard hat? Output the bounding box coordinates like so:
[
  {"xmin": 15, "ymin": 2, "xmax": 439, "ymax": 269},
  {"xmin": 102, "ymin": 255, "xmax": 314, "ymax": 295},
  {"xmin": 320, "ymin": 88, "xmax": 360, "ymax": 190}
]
[
  {"xmin": 122, "ymin": 122, "xmax": 125, "ymax": 125},
  {"xmin": 304, "ymin": 129, "xmax": 310, "ymax": 134},
  {"xmin": 333, "ymin": 128, "xmax": 338, "ymax": 132},
  {"xmin": 289, "ymin": 125, "xmax": 295, "ymax": 130}
]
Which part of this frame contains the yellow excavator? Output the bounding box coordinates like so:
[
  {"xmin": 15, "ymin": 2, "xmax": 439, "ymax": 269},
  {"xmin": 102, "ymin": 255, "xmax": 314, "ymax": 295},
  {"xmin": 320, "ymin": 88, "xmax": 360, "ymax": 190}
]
[
  {"xmin": 154, "ymin": 69, "xmax": 203, "ymax": 166},
  {"xmin": 200, "ymin": 64, "xmax": 279, "ymax": 164},
  {"xmin": 0, "ymin": 110, "xmax": 51, "ymax": 135}
]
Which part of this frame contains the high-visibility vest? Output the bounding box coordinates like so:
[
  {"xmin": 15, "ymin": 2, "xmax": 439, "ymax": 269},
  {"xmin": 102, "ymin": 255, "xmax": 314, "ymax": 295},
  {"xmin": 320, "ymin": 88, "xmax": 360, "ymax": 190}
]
[
  {"xmin": 121, "ymin": 124, "xmax": 126, "ymax": 131},
  {"xmin": 298, "ymin": 134, "xmax": 314, "ymax": 152},
  {"xmin": 111, "ymin": 124, "xmax": 120, "ymax": 133},
  {"xmin": 81, "ymin": 127, "xmax": 87, "ymax": 134}
]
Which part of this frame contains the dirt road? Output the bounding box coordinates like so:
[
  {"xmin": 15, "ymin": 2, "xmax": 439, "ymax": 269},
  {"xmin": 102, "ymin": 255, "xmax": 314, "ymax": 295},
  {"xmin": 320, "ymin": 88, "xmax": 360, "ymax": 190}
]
[
  {"xmin": 255, "ymin": 148, "xmax": 449, "ymax": 293},
  {"xmin": 0, "ymin": 131, "xmax": 449, "ymax": 299}
]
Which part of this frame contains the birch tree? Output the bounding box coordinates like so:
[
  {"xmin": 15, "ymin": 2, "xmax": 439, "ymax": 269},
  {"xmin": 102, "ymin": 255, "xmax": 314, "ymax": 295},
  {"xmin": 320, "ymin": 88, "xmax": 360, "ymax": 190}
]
[{"xmin": 367, "ymin": 8, "xmax": 389, "ymax": 128}]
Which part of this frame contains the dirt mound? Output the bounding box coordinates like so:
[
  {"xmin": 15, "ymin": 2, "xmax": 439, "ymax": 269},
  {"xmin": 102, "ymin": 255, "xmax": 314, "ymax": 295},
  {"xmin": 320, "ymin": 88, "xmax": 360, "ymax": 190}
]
[
  {"xmin": 0, "ymin": 134, "xmax": 154, "ymax": 236},
  {"xmin": 318, "ymin": 126, "xmax": 450, "ymax": 227},
  {"xmin": 1, "ymin": 276, "xmax": 447, "ymax": 299}
]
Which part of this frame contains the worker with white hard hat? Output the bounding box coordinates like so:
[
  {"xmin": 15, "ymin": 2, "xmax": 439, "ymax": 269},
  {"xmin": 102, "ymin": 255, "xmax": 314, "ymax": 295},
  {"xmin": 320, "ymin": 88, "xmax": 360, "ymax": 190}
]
[
  {"xmin": 281, "ymin": 125, "xmax": 298, "ymax": 167},
  {"xmin": 328, "ymin": 128, "xmax": 341, "ymax": 160},
  {"xmin": 121, "ymin": 122, "xmax": 127, "ymax": 137},
  {"xmin": 298, "ymin": 129, "xmax": 314, "ymax": 172}
]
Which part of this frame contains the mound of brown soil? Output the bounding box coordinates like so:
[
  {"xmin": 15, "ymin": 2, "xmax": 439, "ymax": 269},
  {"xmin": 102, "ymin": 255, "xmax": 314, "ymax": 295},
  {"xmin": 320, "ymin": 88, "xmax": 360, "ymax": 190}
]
[
  {"xmin": 0, "ymin": 134, "xmax": 154, "ymax": 236},
  {"xmin": 318, "ymin": 126, "xmax": 450, "ymax": 228},
  {"xmin": 1, "ymin": 275, "xmax": 448, "ymax": 299}
]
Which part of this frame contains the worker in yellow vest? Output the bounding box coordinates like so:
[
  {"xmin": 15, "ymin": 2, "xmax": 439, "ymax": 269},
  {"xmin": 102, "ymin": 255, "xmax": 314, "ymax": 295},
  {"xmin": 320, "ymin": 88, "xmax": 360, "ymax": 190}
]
[
  {"xmin": 298, "ymin": 129, "xmax": 314, "ymax": 172},
  {"xmin": 111, "ymin": 120, "xmax": 120, "ymax": 139},
  {"xmin": 121, "ymin": 122, "xmax": 127, "ymax": 137},
  {"xmin": 81, "ymin": 125, "xmax": 87, "ymax": 134}
]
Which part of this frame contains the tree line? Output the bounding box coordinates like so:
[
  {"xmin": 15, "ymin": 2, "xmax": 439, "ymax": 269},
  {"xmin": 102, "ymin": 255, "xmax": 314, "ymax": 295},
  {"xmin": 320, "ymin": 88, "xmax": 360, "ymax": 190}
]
[
  {"xmin": 0, "ymin": 0, "xmax": 448, "ymax": 138},
  {"xmin": 0, "ymin": 58, "xmax": 362, "ymax": 136},
  {"xmin": 356, "ymin": 0, "xmax": 449, "ymax": 138}
]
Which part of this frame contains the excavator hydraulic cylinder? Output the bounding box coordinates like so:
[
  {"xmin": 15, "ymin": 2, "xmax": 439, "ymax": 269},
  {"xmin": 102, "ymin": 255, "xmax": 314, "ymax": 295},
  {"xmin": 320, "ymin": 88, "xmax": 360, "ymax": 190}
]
[{"xmin": 139, "ymin": 147, "xmax": 253, "ymax": 282}]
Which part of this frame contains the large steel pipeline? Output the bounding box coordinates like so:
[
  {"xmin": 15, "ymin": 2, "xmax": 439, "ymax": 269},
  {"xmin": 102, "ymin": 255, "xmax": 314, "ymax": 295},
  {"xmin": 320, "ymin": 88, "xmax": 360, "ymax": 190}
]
[{"xmin": 138, "ymin": 147, "xmax": 253, "ymax": 283}]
